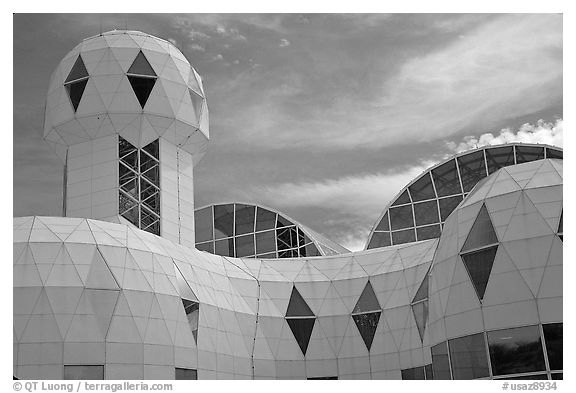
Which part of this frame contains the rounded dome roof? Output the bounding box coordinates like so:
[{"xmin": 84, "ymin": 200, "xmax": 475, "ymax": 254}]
[
  {"xmin": 44, "ymin": 30, "xmax": 209, "ymax": 164},
  {"xmin": 365, "ymin": 143, "xmax": 563, "ymax": 250}
]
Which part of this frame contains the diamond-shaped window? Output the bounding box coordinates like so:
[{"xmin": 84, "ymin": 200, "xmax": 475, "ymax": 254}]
[
  {"xmin": 352, "ymin": 281, "xmax": 381, "ymax": 351},
  {"xmin": 285, "ymin": 286, "xmax": 315, "ymax": 355},
  {"xmin": 127, "ymin": 51, "xmax": 157, "ymax": 109},
  {"xmin": 64, "ymin": 55, "xmax": 89, "ymax": 112},
  {"xmin": 411, "ymin": 270, "xmax": 430, "ymax": 342}
]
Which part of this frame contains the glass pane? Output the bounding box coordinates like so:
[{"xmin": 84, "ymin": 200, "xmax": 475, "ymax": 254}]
[
  {"xmin": 516, "ymin": 146, "xmax": 545, "ymax": 164},
  {"xmin": 486, "ymin": 146, "xmax": 515, "ymax": 174},
  {"xmin": 304, "ymin": 243, "xmax": 321, "ymax": 257},
  {"xmin": 367, "ymin": 231, "xmax": 391, "ymax": 249},
  {"xmin": 175, "ymin": 368, "xmax": 197, "ymax": 380},
  {"xmin": 412, "ymin": 300, "xmax": 428, "ymax": 341},
  {"xmin": 352, "ymin": 281, "xmax": 380, "ymax": 313},
  {"xmin": 557, "ymin": 212, "xmax": 562, "ymax": 234},
  {"xmin": 235, "ymin": 204, "xmax": 255, "ymax": 236},
  {"xmin": 439, "ymin": 195, "xmax": 463, "ymax": 221},
  {"xmin": 276, "ymin": 215, "xmax": 292, "ymax": 228},
  {"xmin": 431, "ymin": 341, "xmax": 451, "ymax": 380},
  {"xmin": 414, "ymin": 200, "xmax": 440, "ymax": 226},
  {"xmin": 543, "ymin": 323, "xmax": 562, "ymax": 371},
  {"xmin": 448, "ymin": 333, "xmax": 490, "ymax": 379},
  {"xmin": 401, "ymin": 367, "xmax": 425, "ymax": 380},
  {"xmin": 417, "ymin": 225, "xmax": 441, "ymax": 241},
  {"xmin": 277, "ymin": 226, "xmax": 297, "ymax": 250},
  {"xmin": 257, "ymin": 252, "xmax": 277, "ymax": 259},
  {"xmin": 128, "ymin": 51, "xmax": 157, "ymax": 76},
  {"xmin": 409, "ymin": 172, "xmax": 436, "ymax": 202},
  {"xmin": 413, "ymin": 273, "xmax": 429, "ymax": 303},
  {"xmin": 286, "ymin": 286, "xmax": 314, "ymax": 317},
  {"xmin": 279, "ymin": 249, "xmax": 298, "ymax": 258},
  {"xmin": 392, "ymin": 228, "xmax": 416, "ymax": 245},
  {"xmin": 286, "ymin": 317, "xmax": 315, "ymax": 355},
  {"xmin": 142, "ymin": 139, "xmax": 159, "ymax": 159},
  {"xmin": 352, "ymin": 312, "xmax": 381, "ymax": 351},
  {"xmin": 502, "ymin": 374, "xmax": 548, "ymax": 380},
  {"xmin": 392, "ymin": 189, "xmax": 411, "ymax": 206},
  {"xmin": 256, "ymin": 230, "xmax": 276, "ymax": 255},
  {"xmin": 235, "ymin": 233, "xmax": 255, "ymax": 257},
  {"xmin": 215, "ymin": 238, "xmax": 234, "ymax": 257},
  {"xmin": 551, "ymin": 373, "xmax": 562, "ymax": 380},
  {"xmin": 462, "ymin": 204, "xmax": 498, "ymax": 252},
  {"xmin": 375, "ymin": 212, "xmax": 390, "ymax": 231},
  {"xmin": 256, "ymin": 207, "xmax": 276, "ymax": 231},
  {"xmin": 461, "ymin": 245, "xmax": 498, "ymax": 301},
  {"xmin": 458, "ymin": 150, "xmax": 487, "ymax": 193},
  {"xmin": 127, "ymin": 75, "xmax": 156, "ymax": 109},
  {"xmin": 432, "ymin": 159, "xmax": 462, "ymax": 197},
  {"xmin": 64, "ymin": 365, "xmax": 104, "ymax": 380},
  {"xmin": 214, "ymin": 204, "xmax": 234, "ymax": 239},
  {"xmin": 308, "ymin": 376, "xmax": 338, "ymax": 380},
  {"xmin": 487, "ymin": 325, "xmax": 546, "ymax": 376},
  {"xmin": 65, "ymin": 79, "xmax": 88, "ymax": 112},
  {"xmin": 390, "ymin": 205, "xmax": 414, "ymax": 230},
  {"xmin": 142, "ymin": 192, "xmax": 160, "ymax": 214},
  {"xmin": 65, "ymin": 55, "xmax": 89, "ymax": 83},
  {"xmin": 425, "ymin": 364, "xmax": 433, "ymax": 380},
  {"xmin": 546, "ymin": 148, "xmax": 562, "ymax": 159},
  {"xmin": 196, "ymin": 241, "xmax": 214, "ymax": 254},
  {"xmin": 194, "ymin": 207, "xmax": 213, "ymax": 243}
]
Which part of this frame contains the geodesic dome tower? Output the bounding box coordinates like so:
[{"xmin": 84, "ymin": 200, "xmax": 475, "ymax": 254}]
[{"xmin": 43, "ymin": 30, "xmax": 209, "ymax": 247}]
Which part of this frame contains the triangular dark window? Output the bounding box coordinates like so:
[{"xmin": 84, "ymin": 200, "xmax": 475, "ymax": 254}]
[
  {"xmin": 413, "ymin": 272, "xmax": 429, "ymax": 303},
  {"xmin": 286, "ymin": 286, "xmax": 314, "ymax": 317},
  {"xmin": 461, "ymin": 245, "xmax": 498, "ymax": 301},
  {"xmin": 461, "ymin": 204, "xmax": 498, "ymax": 252},
  {"xmin": 286, "ymin": 317, "xmax": 315, "ymax": 355},
  {"xmin": 189, "ymin": 88, "xmax": 203, "ymax": 118},
  {"xmin": 353, "ymin": 281, "xmax": 380, "ymax": 314},
  {"xmin": 128, "ymin": 76, "xmax": 156, "ymax": 109},
  {"xmin": 412, "ymin": 301, "xmax": 428, "ymax": 341},
  {"xmin": 128, "ymin": 51, "xmax": 157, "ymax": 77},
  {"xmin": 181, "ymin": 299, "xmax": 199, "ymax": 344},
  {"xmin": 352, "ymin": 312, "xmax": 381, "ymax": 350},
  {"xmin": 65, "ymin": 79, "xmax": 88, "ymax": 112},
  {"xmin": 558, "ymin": 211, "xmax": 563, "ymax": 234},
  {"xmin": 65, "ymin": 55, "xmax": 89, "ymax": 83}
]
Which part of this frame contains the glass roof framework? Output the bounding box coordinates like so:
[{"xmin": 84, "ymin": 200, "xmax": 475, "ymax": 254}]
[
  {"xmin": 366, "ymin": 143, "xmax": 563, "ymax": 250},
  {"xmin": 194, "ymin": 203, "xmax": 349, "ymax": 259}
]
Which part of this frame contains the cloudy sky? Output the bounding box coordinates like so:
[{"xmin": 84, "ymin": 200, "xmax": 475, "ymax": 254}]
[{"xmin": 13, "ymin": 13, "xmax": 563, "ymax": 251}]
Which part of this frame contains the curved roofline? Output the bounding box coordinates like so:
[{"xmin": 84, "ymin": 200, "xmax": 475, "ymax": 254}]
[
  {"xmin": 195, "ymin": 201, "xmax": 350, "ymax": 254},
  {"xmin": 82, "ymin": 30, "xmax": 176, "ymax": 47},
  {"xmin": 364, "ymin": 142, "xmax": 563, "ymax": 250}
]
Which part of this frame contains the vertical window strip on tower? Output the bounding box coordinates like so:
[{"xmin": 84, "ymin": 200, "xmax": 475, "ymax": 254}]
[{"xmin": 118, "ymin": 136, "xmax": 160, "ymax": 235}]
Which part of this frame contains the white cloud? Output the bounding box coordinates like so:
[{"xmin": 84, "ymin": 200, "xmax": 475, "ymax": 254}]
[
  {"xmin": 279, "ymin": 38, "xmax": 290, "ymax": 47},
  {"xmin": 447, "ymin": 119, "xmax": 563, "ymax": 153},
  {"xmin": 230, "ymin": 14, "xmax": 562, "ymax": 152},
  {"xmin": 254, "ymin": 161, "xmax": 435, "ymax": 221},
  {"xmin": 189, "ymin": 43, "xmax": 205, "ymax": 52}
]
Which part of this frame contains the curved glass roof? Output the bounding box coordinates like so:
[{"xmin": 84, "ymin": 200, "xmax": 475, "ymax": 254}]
[
  {"xmin": 194, "ymin": 202, "xmax": 350, "ymax": 259},
  {"xmin": 366, "ymin": 143, "xmax": 563, "ymax": 250}
]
